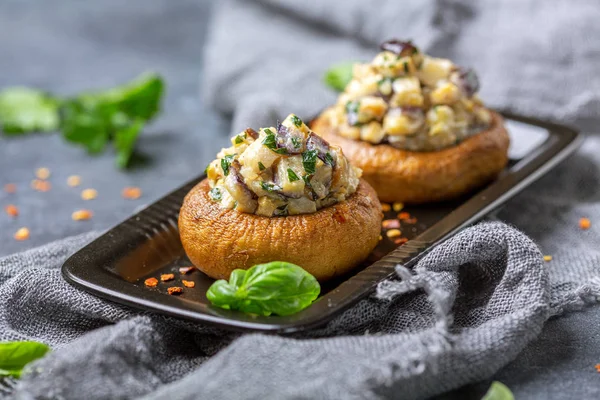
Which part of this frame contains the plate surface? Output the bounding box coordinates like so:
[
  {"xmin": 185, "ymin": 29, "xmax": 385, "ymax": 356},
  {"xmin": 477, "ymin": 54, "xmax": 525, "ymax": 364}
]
[{"xmin": 62, "ymin": 113, "xmax": 582, "ymax": 333}]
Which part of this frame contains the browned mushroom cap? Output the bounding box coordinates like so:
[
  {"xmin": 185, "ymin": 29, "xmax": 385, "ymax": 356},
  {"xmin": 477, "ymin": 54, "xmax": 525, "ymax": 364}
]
[
  {"xmin": 178, "ymin": 179, "xmax": 382, "ymax": 281},
  {"xmin": 311, "ymin": 110, "xmax": 510, "ymax": 204}
]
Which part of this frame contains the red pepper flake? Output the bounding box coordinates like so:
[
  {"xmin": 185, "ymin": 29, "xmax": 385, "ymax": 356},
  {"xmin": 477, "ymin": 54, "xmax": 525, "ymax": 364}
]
[
  {"xmin": 31, "ymin": 179, "xmax": 52, "ymax": 192},
  {"xmin": 579, "ymin": 217, "xmax": 591, "ymax": 230},
  {"xmin": 404, "ymin": 217, "xmax": 418, "ymax": 224},
  {"xmin": 381, "ymin": 203, "xmax": 391, "ymax": 212},
  {"xmin": 168, "ymin": 287, "xmax": 183, "ymax": 295},
  {"xmin": 179, "ymin": 266, "xmax": 196, "ymax": 275},
  {"xmin": 35, "ymin": 167, "xmax": 51, "ymax": 180},
  {"xmin": 3, "ymin": 183, "xmax": 17, "ymax": 193},
  {"xmin": 382, "ymin": 219, "xmax": 401, "ymax": 229},
  {"xmin": 386, "ymin": 229, "xmax": 402, "ymax": 238},
  {"xmin": 72, "ymin": 209, "xmax": 93, "ymax": 221},
  {"xmin": 394, "ymin": 238, "xmax": 408, "ymax": 245},
  {"xmin": 182, "ymin": 280, "xmax": 195, "ymax": 288},
  {"xmin": 144, "ymin": 277, "xmax": 159, "ymax": 287},
  {"xmin": 122, "ymin": 186, "xmax": 142, "ymax": 200},
  {"xmin": 14, "ymin": 227, "xmax": 30, "ymax": 241},
  {"xmin": 4, "ymin": 204, "xmax": 19, "ymax": 217},
  {"xmin": 160, "ymin": 273, "xmax": 175, "ymax": 282},
  {"xmin": 595, "ymin": 364, "xmax": 600, "ymax": 373},
  {"xmin": 398, "ymin": 212, "xmax": 410, "ymax": 220}
]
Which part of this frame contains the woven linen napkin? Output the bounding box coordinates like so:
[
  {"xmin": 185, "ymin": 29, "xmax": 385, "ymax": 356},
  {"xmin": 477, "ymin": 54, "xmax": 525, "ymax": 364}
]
[{"xmin": 3, "ymin": 0, "xmax": 600, "ymax": 399}]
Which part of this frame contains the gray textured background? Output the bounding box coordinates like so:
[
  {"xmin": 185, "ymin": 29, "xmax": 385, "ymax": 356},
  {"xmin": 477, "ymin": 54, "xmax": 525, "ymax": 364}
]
[
  {"xmin": 1, "ymin": 1, "xmax": 599, "ymax": 398},
  {"xmin": 0, "ymin": 0, "xmax": 229, "ymax": 256}
]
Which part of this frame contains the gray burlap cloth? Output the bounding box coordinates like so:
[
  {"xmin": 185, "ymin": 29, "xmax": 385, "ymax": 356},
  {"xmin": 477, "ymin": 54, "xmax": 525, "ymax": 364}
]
[{"xmin": 2, "ymin": 0, "xmax": 600, "ymax": 399}]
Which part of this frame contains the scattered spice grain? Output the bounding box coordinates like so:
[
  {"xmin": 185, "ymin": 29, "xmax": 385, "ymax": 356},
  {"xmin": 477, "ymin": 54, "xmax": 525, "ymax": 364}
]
[
  {"xmin": 3, "ymin": 183, "xmax": 16, "ymax": 193},
  {"xmin": 122, "ymin": 186, "xmax": 142, "ymax": 200},
  {"xmin": 381, "ymin": 203, "xmax": 391, "ymax": 212},
  {"xmin": 392, "ymin": 202, "xmax": 404, "ymax": 212},
  {"xmin": 4, "ymin": 204, "xmax": 19, "ymax": 217},
  {"xmin": 35, "ymin": 167, "xmax": 51, "ymax": 180},
  {"xmin": 386, "ymin": 229, "xmax": 402, "ymax": 238},
  {"xmin": 160, "ymin": 273, "xmax": 175, "ymax": 282},
  {"xmin": 72, "ymin": 209, "xmax": 93, "ymax": 221},
  {"xmin": 144, "ymin": 277, "xmax": 159, "ymax": 287},
  {"xmin": 81, "ymin": 188, "xmax": 98, "ymax": 200},
  {"xmin": 168, "ymin": 287, "xmax": 183, "ymax": 295},
  {"xmin": 182, "ymin": 280, "xmax": 195, "ymax": 288},
  {"xmin": 67, "ymin": 175, "xmax": 81, "ymax": 187},
  {"xmin": 579, "ymin": 217, "xmax": 591, "ymax": 230},
  {"xmin": 543, "ymin": 255, "xmax": 553, "ymax": 262},
  {"xmin": 14, "ymin": 227, "xmax": 30, "ymax": 241},
  {"xmin": 382, "ymin": 219, "xmax": 401, "ymax": 229}
]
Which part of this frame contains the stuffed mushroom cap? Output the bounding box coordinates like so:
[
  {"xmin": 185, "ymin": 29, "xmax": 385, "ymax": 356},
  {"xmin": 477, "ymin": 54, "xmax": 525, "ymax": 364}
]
[{"xmin": 179, "ymin": 114, "xmax": 382, "ymax": 281}]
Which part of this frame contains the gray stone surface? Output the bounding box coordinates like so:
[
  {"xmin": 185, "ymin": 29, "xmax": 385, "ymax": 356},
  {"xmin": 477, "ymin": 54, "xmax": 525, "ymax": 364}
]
[{"xmin": 0, "ymin": 0, "xmax": 230, "ymax": 256}]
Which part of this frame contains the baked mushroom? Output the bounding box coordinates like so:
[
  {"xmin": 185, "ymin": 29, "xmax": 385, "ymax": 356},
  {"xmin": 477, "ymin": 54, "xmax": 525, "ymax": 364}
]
[
  {"xmin": 311, "ymin": 39, "xmax": 510, "ymax": 203},
  {"xmin": 179, "ymin": 114, "xmax": 382, "ymax": 281}
]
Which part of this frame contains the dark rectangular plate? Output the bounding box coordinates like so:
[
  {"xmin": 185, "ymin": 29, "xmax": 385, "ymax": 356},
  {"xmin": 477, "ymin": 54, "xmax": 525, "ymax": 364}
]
[{"xmin": 62, "ymin": 113, "xmax": 583, "ymax": 333}]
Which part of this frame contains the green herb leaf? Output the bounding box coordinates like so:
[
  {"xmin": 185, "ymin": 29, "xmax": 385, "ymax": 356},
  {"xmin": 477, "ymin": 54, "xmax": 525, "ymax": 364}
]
[
  {"xmin": 234, "ymin": 135, "xmax": 244, "ymax": 144},
  {"xmin": 114, "ymin": 118, "xmax": 144, "ymax": 168},
  {"xmin": 482, "ymin": 382, "xmax": 514, "ymax": 400},
  {"xmin": 0, "ymin": 341, "xmax": 50, "ymax": 378},
  {"xmin": 323, "ymin": 62, "xmax": 355, "ymax": 92},
  {"xmin": 290, "ymin": 115, "xmax": 303, "ymax": 128},
  {"xmin": 287, "ymin": 168, "xmax": 300, "ymax": 182},
  {"xmin": 258, "ymin": 161, "xmax": 266, "ymax": 171},
  {"xmin": 302, "ymin": 175, "xmax": 312, "ymax": 186},
  {"xmin": 206, "ymin": 261, "xmax": 321, "ymax": 316},
  {"xmin": 208, "ymin": 187, "xmax": 222, "ymax": 201},
  {"xmin": 260, "ymin": 181, "xmax": 280, "ymax": 192},
  {"xmin": 324, "ymin": 152, "xmax": 335, "ymax": 167},
  {"xmin": 302, "ymin": 149, "xmax": 318, "ymax": 174},
  {"xmin": 0, "ymin": 88, "xmax": 60, "ymax": 134},
  {"xmin": 220, "ymin": 154, "xmax": 235, "ymax": 176},
  {"xmin": 291, "ymin": 136, "xmax": 301, "ymax": 149},
  {"xmin": 345, "ymin": 100, "xmax": 360, "ymax": 114},
  {"xmin": 403, "ymin": 61, "xmax": 410, "ymax": 74}
]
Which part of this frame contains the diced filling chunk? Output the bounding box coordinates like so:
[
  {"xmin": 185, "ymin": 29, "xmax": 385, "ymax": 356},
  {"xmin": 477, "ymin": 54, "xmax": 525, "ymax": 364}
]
[
  {"xmin": 328, "ymin": 39, "xmax": 492, "ymax": 151},
  {"xmin": 206, "ymin": 114, "xmax": 361, "ymax": 216}
]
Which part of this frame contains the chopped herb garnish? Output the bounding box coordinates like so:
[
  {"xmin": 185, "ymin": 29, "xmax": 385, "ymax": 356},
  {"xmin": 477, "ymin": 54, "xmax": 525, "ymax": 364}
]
[
  {"xmin": 345, "ymin": 100, "xmax": 360, "ymax": 114},
  {"xmin": 234, "ymin": 135, "xmax": 244, "ymax": 144},
  {"xmin": 324, "ymin": 152, "xmax": 335, "ymax": 166},
  {"xmin": 302, "ymin": 149, "xmax": 318, "ymax": 174},
  {"xmin": 302, "ymin": 175, "xmax": 312, "ymax": 186},
  {"xmin": 291, "ymin": 137, "xmax": 301, "ymax": 149},
  {"xmin": 287, "ymin": 168, "xmax": 300, "ymax": 182},
  {"xmin": 220, "ymin": 154, "xmax": 235, "ymax": 176},
  {"xmin": 262, "ymin": 128, "xmax": 288, "ymax": 154},
  {"xmin": 403, "ymin": 61, "xmax": 410, "ymax": 73},
  {"xmin": 208, "ymin": 187, "xmax": 222, "ymax": 201},
  {"xmin": 260, "ymin": 181, "xmax": 280, "ymax": 192},
  {"xmin": 258, "ymin": 161, "xmax": 266, "ymax": 171},
  {"xmin": 203, "ymin": 164, "xmax": 210, "ymax": 175},
  {"xmin": 290, "ymin": 115, "xmax": 303, "ymax": 128},
  {"xmin": 412, "ymin": 47, "xmax": 419, "ymax": 55},
  {"xmin": 377, "ymin": 77, "xmax": 391, "ymax": 87}
]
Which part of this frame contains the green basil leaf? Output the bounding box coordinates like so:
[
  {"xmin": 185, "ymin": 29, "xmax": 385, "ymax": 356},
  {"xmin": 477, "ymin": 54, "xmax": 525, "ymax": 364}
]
[
  {"xmin": 323, "ymin": 62, "xmax": 355, "ymax": 92},
  {"xmin": 206, "ymin": 261, "xmax": 320, "ymax": 316},
  {"xmin": 234, "ymin": 135, "xmax": 244, "ymax": 144},
  {"xmin": 114, "ymin": 118, "xmax": 144, "ymax": 169},
  {"xmin": 0, "ymin": 88, "xmax": 60, "ymax": 135},
  {"xmin": 302, "ymin": 149, "xmax": 318, "ymax": 174},
  {"xmin": 287, "ymin": 168, "xmax": 300, "ymax": 182},
  {"xmin": 221, "ymin": 154, "xmax": 235, "ymax": 176},
  {"xmin": 0, "ymin": 341, "xmax": 50, "ymax": 378},
  {"xmin": 258, "ymin": 161, "xmax": 266, "ymax": 171},
  {"xmin": 482, "ymin": 382, "xmax": 514, "ymax": 400},
  {"xmin": 76, "ymin": 72, "xmax": 164, "ymax": 121}
]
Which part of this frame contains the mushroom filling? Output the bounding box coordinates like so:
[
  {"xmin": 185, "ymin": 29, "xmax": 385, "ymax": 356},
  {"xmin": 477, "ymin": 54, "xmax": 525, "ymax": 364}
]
[
  {"xmin": 205, "ymin": 114, "xmax": 361, "ymax": 216},
  {"xmin": 327, "ymin": 39, "xmax": 492, "ymax": 151}
]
